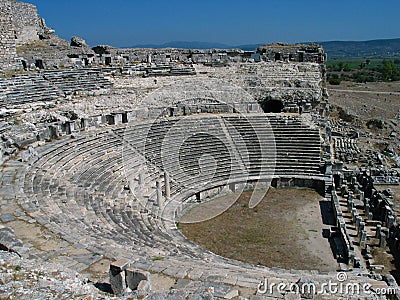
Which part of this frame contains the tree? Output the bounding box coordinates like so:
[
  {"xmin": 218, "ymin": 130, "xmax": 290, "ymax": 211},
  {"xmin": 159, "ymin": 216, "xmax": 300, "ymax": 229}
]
[
  {"xmin": 383, "ymin": 61, "xmax": 395, "ymax": 80},
  {"xmin": 343, "ymin": 63, "xmax": 351, "ymax": 72},
  {"xmin": 328, "ymin": 74, "xmax": 341, "ymax": 85},
  {"xmin": 338, "ymin": 62, "xmax": 344, "ymax": 71}
]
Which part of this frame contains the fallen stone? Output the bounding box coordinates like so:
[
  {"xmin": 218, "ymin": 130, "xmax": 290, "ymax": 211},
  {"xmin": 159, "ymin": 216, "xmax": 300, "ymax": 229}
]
[
  {"xmin": 224, "ymin": 289, "xmax": 239, "ymax": 299},
  {"xmin": 70, "ymin": 36, "xmax": 88, "ymax": 47}
]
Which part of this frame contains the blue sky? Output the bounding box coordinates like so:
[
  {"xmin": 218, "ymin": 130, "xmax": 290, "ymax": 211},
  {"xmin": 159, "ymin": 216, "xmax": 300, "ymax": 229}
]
[{"xmin": 25, "ymin": 0, "xmax": 400, "ymax": 47}]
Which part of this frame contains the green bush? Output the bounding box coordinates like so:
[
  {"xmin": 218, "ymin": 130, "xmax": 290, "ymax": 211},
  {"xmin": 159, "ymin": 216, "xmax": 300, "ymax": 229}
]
[
  {"xmin": 367, "ymin": 119, "xmax": 384, "ymax": 129},
  {"xmin": 328, "ymin": 77, "xmax": 341, "ymax": 85},
  {"xmin": 337, "ymin": 107, "xmax": 355, "ymax": 122}
]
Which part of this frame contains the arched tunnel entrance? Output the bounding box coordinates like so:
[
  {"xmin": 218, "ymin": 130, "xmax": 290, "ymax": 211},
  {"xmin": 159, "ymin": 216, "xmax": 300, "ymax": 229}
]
[{"xmin": 261, "ymin": 99, "xmax": 284, "ymax": 113}]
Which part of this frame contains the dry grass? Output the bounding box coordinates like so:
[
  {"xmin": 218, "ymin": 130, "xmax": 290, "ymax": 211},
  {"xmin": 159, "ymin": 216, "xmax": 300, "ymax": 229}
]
[
  {"xmin": 371, "ymin": 247, "xmax": 396, "ymax": 274},
  {"xmin": 180, "ymin": 188, "xmax": 337, "ymax": 271},
  {"xmin": 328, "ymin": 80, "xmax": 400, "ymax": 121},
  {"xmin": 16, "ymin": 40, "xmax": 48, "ymax": 54}
]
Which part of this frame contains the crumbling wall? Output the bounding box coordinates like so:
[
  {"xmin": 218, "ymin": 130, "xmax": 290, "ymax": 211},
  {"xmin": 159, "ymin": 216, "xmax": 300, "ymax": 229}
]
[
  {"xmin": 257, "ymin": 43, "xmax": 326, "ymax": 63},
  {"xmin": 12, "ymin": 1, "xmax": 43, "ymax": 46},
  {"xmin": 0, "ymin": 0, "xmax": 17, "ymax": 70}
]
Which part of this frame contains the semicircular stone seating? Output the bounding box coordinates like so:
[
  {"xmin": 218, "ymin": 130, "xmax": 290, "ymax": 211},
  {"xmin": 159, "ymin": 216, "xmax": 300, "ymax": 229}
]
[
  {"xmin": 11, "ymin": 112, "xmax": 375, "ymax": 288},
  {"xmin": 0, "ymin": 70, "xmax": 112, "ymax": 108}
]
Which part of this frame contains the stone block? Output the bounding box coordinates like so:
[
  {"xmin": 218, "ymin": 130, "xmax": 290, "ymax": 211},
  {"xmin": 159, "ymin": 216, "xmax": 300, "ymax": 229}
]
[
  {"xmin": 125, "ymin": 268, "xmax": 151, "ymax": 291},
  {"xmin": 109, "ymin": 259, "xmax": 129, "ymax": 296}
]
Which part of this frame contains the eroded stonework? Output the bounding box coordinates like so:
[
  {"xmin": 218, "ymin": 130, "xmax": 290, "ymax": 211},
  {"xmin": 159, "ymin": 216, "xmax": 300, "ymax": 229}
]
[
  {"xmin": 0, "ymin": 1, "xmax": 399, "ymax": 300},
  {"xmin": 0, "ymin": 0, "xmax": 17, "ymax": 70}
]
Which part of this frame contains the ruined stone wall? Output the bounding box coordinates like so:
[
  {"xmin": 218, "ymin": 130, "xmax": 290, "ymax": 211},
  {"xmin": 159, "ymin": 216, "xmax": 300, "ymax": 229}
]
[
  {"xmin": 0, "ymin": 0, "xmax": 17, "ymax": 70},
  {"xmin": 12, "ymin": 1, "xmax": 42, "ymax": 46},
  {"xmin": 257, "ymin": 43, "xmax": 326, "ymax": 63}
]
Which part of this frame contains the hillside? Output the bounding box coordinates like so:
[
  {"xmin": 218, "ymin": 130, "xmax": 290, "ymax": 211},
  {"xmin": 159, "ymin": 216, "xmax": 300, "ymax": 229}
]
[{"xmin": 320, "ymin": 38, "xmax": 400, "ymax": 59}]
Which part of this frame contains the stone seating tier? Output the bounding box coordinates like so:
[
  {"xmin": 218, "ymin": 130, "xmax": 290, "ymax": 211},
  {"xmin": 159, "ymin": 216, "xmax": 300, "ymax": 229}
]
[
  {"xmin": 0, "ymin": 70, "xmax": 112, "ymax": 107},
  {"xmin": 4, "ymin": 113, "xmax": 347, "ymax": 290}
]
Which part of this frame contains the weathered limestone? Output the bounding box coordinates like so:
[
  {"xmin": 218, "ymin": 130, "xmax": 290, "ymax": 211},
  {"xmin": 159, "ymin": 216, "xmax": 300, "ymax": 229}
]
[
  {"xmin": 109, "ymin": 259, "xmax": 129, "ymax": 296},
  {"xmin": 0, "ymin": 224, "xmax": 23, "ymax": 251},
  {"xmin": 1, "ymin": 13, "xmax": 397, "ymax": 295},
  {"xmin": 358, "ymin": 222, "xmax": 365, "ymax": 236},
  {"xmin": 138, "ymin": 172, "xmax": 145, "ymax": 185},
  {"xmin": 164, "ymin": 172, "xmax": 171, "ymax": 199},
  {"xmin": 388, "ymin": 215, "xmax": 396, "ymax": 229},
  {"xmin": 70, "ymin": 36, "xmax": 88, "ymax": 48},
  {"xmin": 125, "ymin": 269, "xmax": 151, "ymax": 291},
  {"xmin": 257, "ymin": 43, "xmax": 326, "ymax": 63},
  {"xmin": 360, "ymin": 230, "xmax": 367, "ymax": 247},
  {"xmin": 109, "ymin": 260, "xmax": 151, "ymax": 296},
  {"xmin": 12, "ymin": 1, "xmax": 46, "ymax": 45},
  {"xmin": 0, "ymin": 0, "xmax": 17, "ymax": 70},
  {"xmin": 376, "ymin": 224, "xmax": 382, "ymax": 238},
  {"xmin": 156, "ymin": 180, "xmax": 163, "ymax": 207},
  {"xmin": 360, "ymin": 191, "xmax": 364, "ymax": 202},
  {"xmin": 355, "ymin": 215, "xmax": 362, "ymax": 231},
  {"xmin": 380, "ymin": 233, "xmax": 387, "ymax": 248}
]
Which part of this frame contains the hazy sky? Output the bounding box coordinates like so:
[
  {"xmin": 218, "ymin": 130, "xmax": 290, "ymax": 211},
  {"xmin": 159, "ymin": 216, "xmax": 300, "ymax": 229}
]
[{"xmin": 24, "ymin": 0, "xmax": 400, "ymax": 47}]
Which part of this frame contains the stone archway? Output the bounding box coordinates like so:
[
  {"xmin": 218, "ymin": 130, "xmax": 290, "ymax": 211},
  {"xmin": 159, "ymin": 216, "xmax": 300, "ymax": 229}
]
[{"xmin": 261, "ymin": 99, "xmax": 284, "ymax": 113}]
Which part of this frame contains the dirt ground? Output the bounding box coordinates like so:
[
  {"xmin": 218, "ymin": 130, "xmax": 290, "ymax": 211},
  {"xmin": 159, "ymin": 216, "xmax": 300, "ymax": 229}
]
[
  {"xmin": 180, "ymin": 188, "xmax": 338, "ymax": 272},
  {"xmin": 328, "ymin": 81, "xmax": 400, "ymax": 120},
  {"xmin": 328, "ymin": 80, "xmax": 400, "ymax": 161}
]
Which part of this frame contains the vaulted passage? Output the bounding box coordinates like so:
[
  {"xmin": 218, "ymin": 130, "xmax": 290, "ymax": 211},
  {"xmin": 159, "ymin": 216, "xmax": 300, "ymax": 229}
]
[{"xmin": 261, "ymin": 99, "xmax": 284, "ymax": 113}]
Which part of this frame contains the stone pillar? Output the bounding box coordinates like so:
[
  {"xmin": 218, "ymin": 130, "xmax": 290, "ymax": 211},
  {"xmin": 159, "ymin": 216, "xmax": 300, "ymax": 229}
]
[
  {"xmin": 354, "ymin": 184, "xmax": 360, "ymax": 195},
  {"xmin": 351, "ymin": 176, "xmax": 357, "ymax": 186},
  {"xmin": 360, "ymin": 230, "xmax": 367, "ymax": 248},
  {"xmin": 49, "ymin": 125, "xmax": 59, "ymax": 139},
  {"xmin": 65, "ymin": 121, "xmax": 75, "ymax": 135},
  {"xmin": 352, "ymin": 208, "xmax": 357, "ymax": 223},
  {"xmin": 156, "ymin": 180, "xmax": 163, "ymax": 207},
  {"xmin": 122, "ymin": 112, "xmax": 130, "ymax": 123},
  {"xmin": 348, "ymin": 197, "xmax": 354, "ymax": 211},
  {"xmin": 337, "ymin": 174, "xmax": 343, "ymax": 187},
  {"xmin": 380, "ymin": 232, "xmax": 387, "ymax": 248},
  {"xmin": 114, "ymin": 113, "xmax": 123, "ymax": 125},
  {"xmin": 365, "ymin": 202, "xmax": 370, "ymax": 215},
  {"xmin": 358, "ymin": 222, "xmax": 365, "ymax": 237},
  {"xmin": 359, "ymin": 191, "xmax": 364, "ymax": 202},
  {"xmin": 376, "ymin": 224, "xmax": 382, "ymax": 238},
  {"xmin": 325, "ymin": 161, "xmax": 332, "ymax": 175},
  {"xmin": 387, "ymin": 215, "xmax": 395, "ymax": 229},
  {"xmin": 81, "ymin": 118, "xmax": 89, "ymax": 130},
  {"xmin": 395, "ymin": 238, "xmax": 400, "ymax": 251},
  {"xmin": 109, "ymin": 259, "xmax": 129, "ymax": 296},
  {"xmin": 138, "ymin": 172, "xmax": 144, "ymax": 185},
  {"xmin": 164, "ymin": 172, "xmax": 170, "ymax": 199},
  {"xmin": 341, "ymin": 185, "xmax": 348, "ymax": 196},
  {"xmin": 356, "ymin": 216, "xmax": 362, "ymax": 231},
  {"xmin": 348, "ymin": 191, "xmax": 353, "ymax": 202}
]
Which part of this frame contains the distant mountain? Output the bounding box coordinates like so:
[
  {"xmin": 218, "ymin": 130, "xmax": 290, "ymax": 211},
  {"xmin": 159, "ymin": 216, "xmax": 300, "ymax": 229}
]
[
  {"xmin": 320, "ymin": 38, "xmax": 400, "ymax": 59},
  {"xmin": 125, "ymin": 38, "xmax": 400, "ymax": 59},
  {"xmin": 126, "ymin": 41, "xmax": 262, "ymax": 51}
]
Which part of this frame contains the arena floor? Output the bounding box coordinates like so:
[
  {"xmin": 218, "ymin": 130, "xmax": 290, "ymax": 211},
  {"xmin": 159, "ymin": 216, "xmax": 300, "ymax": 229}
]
[{"xmin": 180, "ymin": 188, "xmax": 339, "ymax": 272}]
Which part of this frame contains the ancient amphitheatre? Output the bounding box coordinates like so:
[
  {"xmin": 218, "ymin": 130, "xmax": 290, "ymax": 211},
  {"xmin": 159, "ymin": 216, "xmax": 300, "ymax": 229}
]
[{"xmin": 0, "ymin": 0, "xmax": 400, "ymax": 299}]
